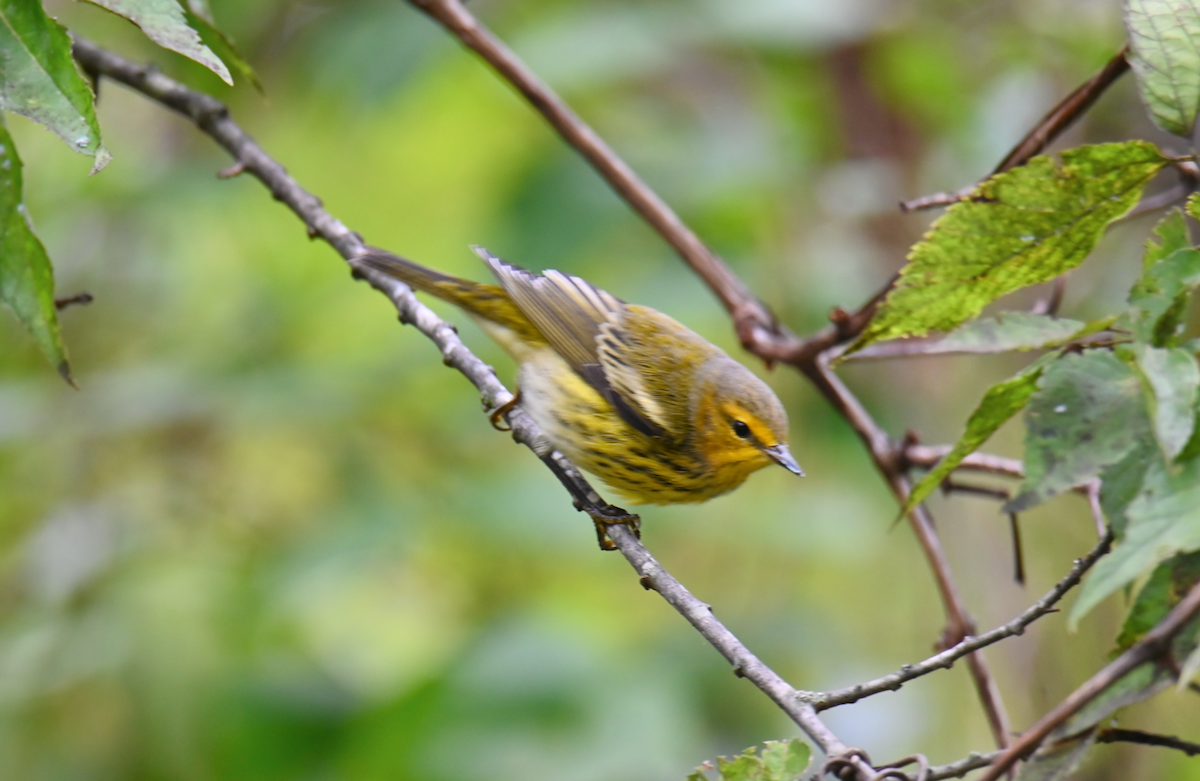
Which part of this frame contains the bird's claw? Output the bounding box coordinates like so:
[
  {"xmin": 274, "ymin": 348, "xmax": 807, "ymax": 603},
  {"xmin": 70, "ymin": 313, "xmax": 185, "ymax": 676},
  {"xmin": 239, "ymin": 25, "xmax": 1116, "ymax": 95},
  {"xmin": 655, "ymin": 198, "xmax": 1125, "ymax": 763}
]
[
  {"xmin": 584, "ymin": 504, "xmax": 640, "ymax": 551},
  {"xmin": 487, "ymin": 392, "xmax": 521, "ymax": 431}
]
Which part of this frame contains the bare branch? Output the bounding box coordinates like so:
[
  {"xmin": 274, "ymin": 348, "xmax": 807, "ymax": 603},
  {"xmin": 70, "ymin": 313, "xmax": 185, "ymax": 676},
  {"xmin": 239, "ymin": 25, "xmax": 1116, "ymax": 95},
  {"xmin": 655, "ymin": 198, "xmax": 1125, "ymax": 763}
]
[
  {"xmin": 54, "ymin": 292, "xmax": 94, "ymax": 310},
  {"xmin": 814, "ymin": 531, "xmax": 1112, "ymax": 709},
  {"xmin": 404, "ymin": 0, "xmax": 798, "ymax": 354},
  {"xmin": 978, "ymin": 579, "xmax": 1200, "ymax": 781},
  {"xmin": 1096, "ymin": 728, "xmax": 1200, "ymax": 757},
  {"xmin": 926, "ymin": 750, "xmax": 1003, "ymax": 781}
]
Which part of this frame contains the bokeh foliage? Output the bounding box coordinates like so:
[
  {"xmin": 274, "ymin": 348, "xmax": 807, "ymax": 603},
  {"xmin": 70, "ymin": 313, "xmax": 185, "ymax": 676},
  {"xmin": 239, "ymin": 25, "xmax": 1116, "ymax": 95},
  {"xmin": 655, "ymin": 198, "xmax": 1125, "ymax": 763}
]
[{"xmin": 1, "ymin": 1, "xmax": 1199, "ymax": 780}]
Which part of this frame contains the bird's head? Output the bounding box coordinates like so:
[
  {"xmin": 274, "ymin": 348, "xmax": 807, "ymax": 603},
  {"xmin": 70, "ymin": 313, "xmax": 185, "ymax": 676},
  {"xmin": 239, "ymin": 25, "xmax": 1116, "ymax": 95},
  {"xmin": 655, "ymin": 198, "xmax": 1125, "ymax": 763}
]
[{"xmin": 691, "ymin": 357, "xmax": 802, "ymax": 478}]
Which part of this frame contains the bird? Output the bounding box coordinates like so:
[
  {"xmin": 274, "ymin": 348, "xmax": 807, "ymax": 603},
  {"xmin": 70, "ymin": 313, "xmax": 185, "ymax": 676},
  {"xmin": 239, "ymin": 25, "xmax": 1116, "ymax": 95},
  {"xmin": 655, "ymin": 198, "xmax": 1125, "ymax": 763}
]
[{"xmin": 353, "ymin": 246, "xmax": 802, "ymax": 507}]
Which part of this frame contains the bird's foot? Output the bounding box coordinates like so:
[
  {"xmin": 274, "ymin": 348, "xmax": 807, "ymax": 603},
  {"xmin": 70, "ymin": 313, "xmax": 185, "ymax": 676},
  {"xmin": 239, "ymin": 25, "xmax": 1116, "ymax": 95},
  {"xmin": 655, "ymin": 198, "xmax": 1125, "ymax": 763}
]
[
  {"xmin": 579, "ymin": 503, "xmax": 640, "ymax": 551},
  {"xmin": 487, "ymin": 391, "xmax": 521, "ymax": 431}
]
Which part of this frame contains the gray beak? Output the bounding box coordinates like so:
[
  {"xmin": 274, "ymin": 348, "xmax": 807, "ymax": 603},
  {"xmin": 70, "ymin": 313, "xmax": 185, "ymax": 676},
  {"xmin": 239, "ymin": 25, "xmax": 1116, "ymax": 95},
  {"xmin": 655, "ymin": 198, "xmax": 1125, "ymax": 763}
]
[{"xmin": 763, "ymin": 444, "xmax": 804, "ymax": 477}]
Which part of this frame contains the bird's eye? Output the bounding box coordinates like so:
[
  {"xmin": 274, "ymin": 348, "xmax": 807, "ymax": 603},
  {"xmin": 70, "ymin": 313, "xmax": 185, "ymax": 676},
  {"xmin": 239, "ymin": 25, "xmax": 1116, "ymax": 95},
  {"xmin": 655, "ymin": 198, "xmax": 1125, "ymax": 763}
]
[{"xmin": 732, "ymin": 420, "xmax": 751, "ymax": 439}]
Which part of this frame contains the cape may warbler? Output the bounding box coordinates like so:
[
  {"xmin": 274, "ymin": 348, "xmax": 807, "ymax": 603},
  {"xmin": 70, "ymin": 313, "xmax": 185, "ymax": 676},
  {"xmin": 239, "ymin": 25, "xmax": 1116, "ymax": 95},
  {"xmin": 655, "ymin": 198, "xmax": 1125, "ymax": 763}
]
[{"xmin": 355, "ymin": 247, "xmax": 801, "ymax": 505}]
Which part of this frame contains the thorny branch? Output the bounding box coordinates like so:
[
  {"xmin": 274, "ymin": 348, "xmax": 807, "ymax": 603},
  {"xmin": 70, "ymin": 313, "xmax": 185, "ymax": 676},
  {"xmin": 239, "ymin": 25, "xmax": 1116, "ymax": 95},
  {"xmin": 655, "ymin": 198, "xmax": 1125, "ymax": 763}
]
[{"xmin": 68, "ymin": 36, "xmax": 877, "ymax": 781}]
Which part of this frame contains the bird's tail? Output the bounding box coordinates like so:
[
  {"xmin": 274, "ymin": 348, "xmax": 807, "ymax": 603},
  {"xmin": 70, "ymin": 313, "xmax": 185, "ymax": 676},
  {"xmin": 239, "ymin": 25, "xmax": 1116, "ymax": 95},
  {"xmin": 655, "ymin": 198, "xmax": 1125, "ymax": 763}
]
[{"xmin": 352, "ymin": 248, "xmax": 538, "ymax": 340}]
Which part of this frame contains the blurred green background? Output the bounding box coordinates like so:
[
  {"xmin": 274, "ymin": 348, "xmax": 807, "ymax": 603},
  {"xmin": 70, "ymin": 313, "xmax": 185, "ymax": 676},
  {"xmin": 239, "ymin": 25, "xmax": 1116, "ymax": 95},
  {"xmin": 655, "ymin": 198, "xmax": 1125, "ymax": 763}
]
[{"xmin": 2, "ymin": 0, "xmax": 1198, "ymax": 779}]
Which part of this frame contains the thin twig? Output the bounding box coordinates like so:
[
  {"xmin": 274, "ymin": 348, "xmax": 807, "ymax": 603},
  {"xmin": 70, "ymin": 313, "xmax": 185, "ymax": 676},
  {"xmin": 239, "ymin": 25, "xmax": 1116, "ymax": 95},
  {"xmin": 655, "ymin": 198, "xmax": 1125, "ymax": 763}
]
[
  {"xmin": 977, "ymin": 579, "xmax": 1200, "ymax": 781},
  {"xmin": 404, "ymin": 0, "xmax": 794, "ymax": 354},
  {"xmin": 814, "ymin": 531, "xmax": 1112, "ymax": 709},
  {"xmin": 925, "ymin": 750, "xmax": 1003, "ymax": 781},
  {"xmin": 70, "ymin": 38, "xmax": 880, "ymax": 781},
  {"xmin": 54, "ymin": 292, "xmax": 94, "ymax": 310},
  {"xmin": 1096, "ymin": 728, "xmax": 1200, "ymax": 757}
]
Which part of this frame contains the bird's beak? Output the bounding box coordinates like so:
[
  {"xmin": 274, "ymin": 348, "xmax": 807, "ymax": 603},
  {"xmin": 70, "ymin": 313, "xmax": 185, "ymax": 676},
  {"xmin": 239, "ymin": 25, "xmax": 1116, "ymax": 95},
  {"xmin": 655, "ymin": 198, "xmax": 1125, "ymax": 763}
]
[{"xmin": 763, "ymin": 444, "xmax": 804, "ymax": 477}]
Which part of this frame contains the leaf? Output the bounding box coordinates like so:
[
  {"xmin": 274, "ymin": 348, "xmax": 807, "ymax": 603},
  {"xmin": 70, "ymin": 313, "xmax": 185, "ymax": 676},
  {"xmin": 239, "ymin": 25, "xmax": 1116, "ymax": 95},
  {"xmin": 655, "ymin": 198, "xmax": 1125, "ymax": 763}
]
[
  {"xmin": 182, "ymin": 0, "xmax": 261, "ymax": 92},
  {"xmin": 0, "ymin": 0, "xmax": 109, "ymax": 170},
  {"xmin": 716, "ymin": 752, "xmax": 761, "ymax": 781},
  {"xmin": 929, "ymin": 312, "xmax": 1088, "ymax": 354},
  {"xmin": 83, "ymin": 0, "xmax": 232, "ymax": 85},
  {"xmin": 850, "ymin": 142, "xmax": 1167, "ymax": 352},
  {"xmin": 1134, "ymin": 344, "xmax": 1200, "ymax": 460},
  {"xmin": 1116, "ymin": 551, "xmax": 1200, "ymax": 649},
  {"xmin": 1125, "ymin": 0, "xmax": 1200, "ymax": 137},
  {"xmin": 1071, "ymin": 457, "xmax": 1200, "ymax": 624},
  {"xmin": 1006, "ymin": 350, "xmax": 1151, "ymax": 513},
  {"xmin": 1127, "ymin": 208, "xmax": 1200, "ymax": 346},
  {"xmin": 0, "ymin": 120, "xmax": 71, "ymax": 382},
  {"xmin": 904, "ymin": 354, "xmax": 1055, "ymax": 515},
  {"xmin": 759, "ymin": 740, "xmax": 810, "ymax": 780},
  {"xmin": 688, "ymin": 740, "xmax": 809, "ymax": 781}
]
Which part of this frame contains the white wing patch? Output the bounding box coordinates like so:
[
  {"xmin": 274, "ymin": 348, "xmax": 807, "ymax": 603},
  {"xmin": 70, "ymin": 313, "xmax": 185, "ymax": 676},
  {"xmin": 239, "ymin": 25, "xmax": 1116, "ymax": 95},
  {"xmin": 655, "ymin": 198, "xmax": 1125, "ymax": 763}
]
[{"xmin": 596, "ymin": 318, "xmax": 669, "ymax": 431}]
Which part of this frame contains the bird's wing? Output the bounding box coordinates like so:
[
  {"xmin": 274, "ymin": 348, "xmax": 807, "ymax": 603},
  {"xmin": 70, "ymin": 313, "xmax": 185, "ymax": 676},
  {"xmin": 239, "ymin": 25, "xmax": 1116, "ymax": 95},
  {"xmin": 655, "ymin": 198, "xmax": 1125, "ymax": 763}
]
[{"xmin": 476, "ymin": 247, "xmax": 671, "ymax": 438}]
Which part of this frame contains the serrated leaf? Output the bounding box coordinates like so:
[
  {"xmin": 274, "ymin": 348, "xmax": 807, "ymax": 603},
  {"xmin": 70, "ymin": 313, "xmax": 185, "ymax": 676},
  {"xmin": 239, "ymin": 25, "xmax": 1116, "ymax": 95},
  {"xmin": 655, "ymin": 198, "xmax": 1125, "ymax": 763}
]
[
  {"xmin": 83, "ymin": 0, "xmax": 232, "ymax": 85},
  {"xmin": 716, "ymin": 753, "xmax": 761, "ymax": 781},
  {"xmin": 1135, "ymin": 344, "xmax": 1200, "ymax": 459},
  {"xmin": 1072, "ymin": 457, "xmax": 1200, "ymax": 624},
  {"xmin": 1007, "ymin": 350, "xmax": 1151, "ymax": 513},
  {"xmin": 1125, "ymin": 0, "xmax": 1200, "ymax": 137},
  {"xmin": 0, "ymin": 120, "xmax": 71, "ymax": 382},
  {"xmin": 932, "ymin": 312, "xmax": 1088, "ymax": 354},
  {"xmin": 0, "ymin": 0, "xmax": 109, "ymax": 170},
  {"xmin": 851, "ymin": 142, "xmax": 1167, "ymax": 352},
  {"xmin": 759, "ymin": 739, "xmax": 810, "ymax": 781},
  {"xmin": 905, "ymin": 354, "xmax": 1056, "ymax": 515}
]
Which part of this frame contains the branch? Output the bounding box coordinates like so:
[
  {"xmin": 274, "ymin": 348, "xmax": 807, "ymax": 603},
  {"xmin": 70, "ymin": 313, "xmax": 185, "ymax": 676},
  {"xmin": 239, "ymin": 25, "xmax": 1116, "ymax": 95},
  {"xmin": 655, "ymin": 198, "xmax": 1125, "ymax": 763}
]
[
  {"xmin": 813, "ymin": 531, "xmax": 1112, "ymax": 709},
  {"xmin": 978, "ymin": 578, "xmax": 1200, "ymax": 781},
  {"xmin": 1096, "ymin": 728, "xmax": 1200, "ymax": 757},
  {"xmin": 404, "ymin": 0, "xmax": 796, "ymax": 354},
  {"xmin": 70, "ymin": 38, "xmax": 885, "ymax": 781}
]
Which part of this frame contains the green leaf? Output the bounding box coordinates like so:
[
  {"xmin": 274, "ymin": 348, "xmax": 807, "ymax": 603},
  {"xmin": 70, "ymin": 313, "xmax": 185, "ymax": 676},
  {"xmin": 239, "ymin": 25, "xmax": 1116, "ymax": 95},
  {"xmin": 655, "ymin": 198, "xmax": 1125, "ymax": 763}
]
[
  {"xmin": 716, "ymin": 752, "xmax": 761, "ymax": 781},
  {"xmin": 1071, "ymin": 457, "xmax": 1200, "ymax": 624},
  {"xmin": 850, "ymin": 142, "xmax": 1167, "ymax": 352},
  {"xmin": 690, "ymin": 740, "xmax": 809, "ymax": 781},
  {"xmin": 904, "ymin": 354, "xmax": 1055, "ymax": 515},
  {"xmin": 1127, "ymin": 208, "xmax": 1200, "ymax": 346},
  {"xmin": 1116, "ymin": 551, "xmax": 1200, "ymax": 649},
  {"xmin": 182, "ymin": 0, "xmax": 261, "ymax": 92},
  {"xmin": 0, "ymin": 120, "xmax": 71, "ymax": 382},
  {"xmin": 83, "ymin": 0, "xmax": 232, "ymax": 85},
  {"xmin": 930, "ymin": 312, "xmax": 1088, "ymax": 354},
  {"xmin": 1125, "ymin": 0, "xmax": 1200, "ymax": 137},
  {"xmin": 1134, "ymin": 344, "xmax": 1200, "ymax": 460},
  {"xmin": 1007, "ymin": 350, "xmax": 1151, "ymax": 513},
  {"xmin": 759, "ymin": 740, "xmax": 810, "ymax": 780},
  {"xmin": 0, "ymin": 0, "xmax": 109, "ymax": 170}
]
